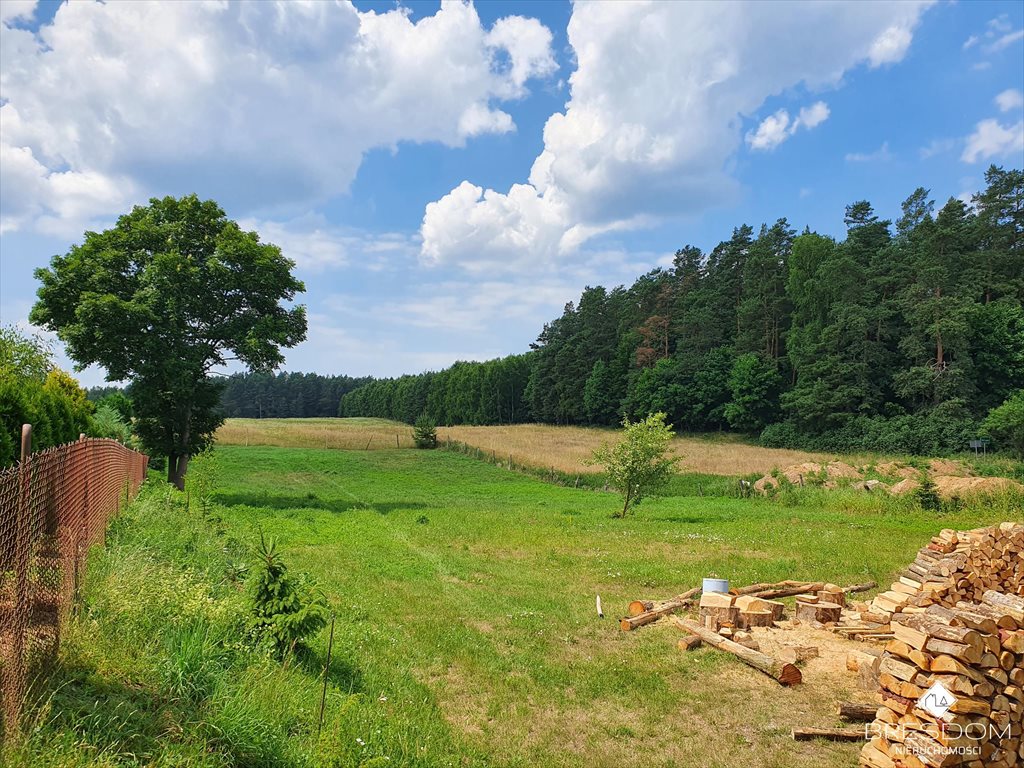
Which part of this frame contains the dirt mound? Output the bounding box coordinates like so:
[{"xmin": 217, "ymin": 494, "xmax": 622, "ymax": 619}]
[
  {"xmin": 927, "ymin": 458, "xmax": 971, "ymax": 477},
  {"xmin": 781, "ymin": 462, "xmax": 822, "ymax": 483},
  {"xmin": 932, "ymin": 475, "xmax": 1023, "ymax": 497},
  {"xmin": 888, "ymin": 478, "xmax": 920, "ymax": 495},
  {"xmin": 874, "ymin": 461, "xmax": 920, "ymax": 480},
  {"xmin": 755, "ymin": 460, "xmax": 868, "ymax": 493},
  {"xmin": 824, "ymin": 461, "xmax": 861, "ymax": 480}
]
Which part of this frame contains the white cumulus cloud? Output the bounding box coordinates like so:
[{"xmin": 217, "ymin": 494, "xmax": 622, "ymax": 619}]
[
  {"xmin": 420, "ymin": 1, "xmax": 932, "ymax": 271},
  {"xmin": 746, "ymin": 100, "xmax": 830, "ymax": 151},
  {"xmin": 996, "ymin": 89, "xmax": 1024, "ymax": 112},
  {"xmin": 961, "ymin": 119, "xmax": 1024, "ymax": 163},
  {"xmin": 0, "ymin": 0, "xmax": 556, "ymax": 236}
]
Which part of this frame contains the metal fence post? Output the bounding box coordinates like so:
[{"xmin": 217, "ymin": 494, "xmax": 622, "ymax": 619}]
[{"xmin": 3, "ymin": 425, "xmax": 33, "ymax": 736}]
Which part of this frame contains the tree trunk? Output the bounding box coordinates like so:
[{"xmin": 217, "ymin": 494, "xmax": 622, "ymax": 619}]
[
  {"xmin": 671, "ymin": 617, "xmax": 802, "ymax": 686},
  {"xmin": 170, "ymin": 453, "xmax": 190, "ymax": 491},
  {"xmin": 167, "ymin": 453, "xmax": 178, "ymax": 485}
]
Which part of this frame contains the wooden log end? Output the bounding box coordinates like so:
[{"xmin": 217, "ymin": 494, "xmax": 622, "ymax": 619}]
[{"xmin": 779, "ymin": 663, "xmax": 803, "ymax": 686}]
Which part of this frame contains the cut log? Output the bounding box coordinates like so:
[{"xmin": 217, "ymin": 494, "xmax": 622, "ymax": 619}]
[
  {"xmin": 738, "ymin": 609, "xmax": 774, "ymax": 628},
  {"xmin": 619, "ymin": 587, "xmax": 700, "ymax": 631},
  {"xmin": 677, "ymin": 635, "xmax": 702, "ymax": 652},
  {"xmin": 792, "ymin": 726, "xmax": 871, "ymax": 742},
  {"xmin": 779, "ymin": 644, "xmax": 818, "ymax": 664},
  {"xmin": 671, "ymin": 617, "xmax": 802, "ymax": 686},
  {"xmin": 627, "ymin": 600, "xmax": 653, "ymax": 617},
  {"xmin": 745, "ymin": 582, "xmax": 825, "ymax": 600},
  {"xmin": 796, "ymin": 600, "xmax": 843, "ymax": 624},
  {"xmin": 843, "ymin": 580, "xmax": 877, "ymax": 595},
  {"xmin": 837, "ymin": 701, "xmax": 878, "ymax": 722}
]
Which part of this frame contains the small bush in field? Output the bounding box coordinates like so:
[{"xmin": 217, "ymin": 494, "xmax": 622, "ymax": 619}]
[
  {"xmin": 589, "ymin": 412, "xmax": 679, "ymax": 518},
  {"xmin": 915, "ymin": 475, "xmax": 941, "ymax": 511},
  {"xmin": 412, "ymin": 416, "xmax": 437, "ymax": 449},
  {"xmin": 248, "ymin": 533, "xmax": 328, "ymax": 659}
]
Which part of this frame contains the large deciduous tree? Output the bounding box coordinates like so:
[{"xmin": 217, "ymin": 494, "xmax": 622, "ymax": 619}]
[{"xmin": 31, "ymin": 195, "xmax": 307, "ymax": 488}]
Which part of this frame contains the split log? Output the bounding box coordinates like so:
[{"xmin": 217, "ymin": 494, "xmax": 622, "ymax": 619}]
[
  {"xmin": 837, "ymin": 701, "xmax": 878, "ymax": 722},
  {"xmin": 796, "ymin": 600, "xmax": 843, "ymax": 624},
  {"xmin": 671, "ymin": 617, "xmax": 802, "ymax": 686},
  {"xmin": 619, "ymin": 587, "xmax": 700, "ymax": 631}
]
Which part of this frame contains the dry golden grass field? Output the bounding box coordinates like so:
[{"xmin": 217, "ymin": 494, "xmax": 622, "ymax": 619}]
[
  {"xmin": 438, "ymin": 423, "xmax": 883, "ymax": 476},
  {"xmin": 217, "ymin": 417, "xmax": 419, "ymax": 449},
  {"xmin": 217, "ymin": 418, "xmax": 877, "ymax": 476}
]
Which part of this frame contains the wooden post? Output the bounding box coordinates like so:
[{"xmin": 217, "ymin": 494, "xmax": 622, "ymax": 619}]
[
  {"xmin": 317, "ymin": 615, "xmax": 336, "ymax": 738},
  {"xmin": 6, "ymin": 425, "xmax": 33, "ymax": 733}
]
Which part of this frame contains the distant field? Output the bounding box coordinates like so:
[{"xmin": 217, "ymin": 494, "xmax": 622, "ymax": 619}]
[
  {"xmin": 438, "ymin": 423, "xmax": 884, "ymax": 477},
  {"xmin": 217, "ymin": 418, "xmax": 883, "ymax": 477},
  {"xmin": 217, "ymin": 417, "xmax": 417, "ymax": 449}
]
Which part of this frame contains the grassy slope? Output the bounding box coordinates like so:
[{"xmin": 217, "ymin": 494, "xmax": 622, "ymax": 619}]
[
  {"xmin": 17, "ymin": 445, "xmax": 1021, "ymax": 767},
  {"xmin": 210, "ymin": 447, "xmax": 1016, "ymax": 767}
]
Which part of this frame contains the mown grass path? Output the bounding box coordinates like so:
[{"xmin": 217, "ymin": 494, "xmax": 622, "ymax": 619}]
[{"xmin": 209, "ymin": 445, "xmax": 1017, "ymax": 768}]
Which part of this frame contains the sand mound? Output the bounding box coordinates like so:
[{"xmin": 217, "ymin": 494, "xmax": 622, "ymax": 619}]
[
  {"xmin": 888, "ymin": 478, "xmax": 920, "ymax": 495},
  {"xmin": 927, "ymin": 458, "xmax": 971, "ymax": 477},
  {"xmin": 752, "ymin": 475, "xmax": 778, "ymax": 493},
  {"xmin": 874, "ymin": 461, "xmax": 920, "ymax": 480},
  {"xmin": 932, "ymin": 475, "xmax": 1023, "ymax": 497},
  {"xmin": 781, "ymin": 462, "xmax": 823, "ymax": 483},
  {"xmin": 825, "ymin": 461, "xmax": 861, "ymax": 480}
]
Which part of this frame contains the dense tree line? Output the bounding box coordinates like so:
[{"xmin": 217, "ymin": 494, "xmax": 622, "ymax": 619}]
[
  {"xmin": 339, "ymin": 355, "xmax": 533, "ymax": 425},
  {"xmin": 342, "ymin": 167, "xmax": 1023, "ymax": 455},
  {"xmin": 220, "ymin": 372, "xmax": 372, "ymax": 418},
  {"xmin": 0, "ymin": 327, "xmax": 94, "ymax": 465}
]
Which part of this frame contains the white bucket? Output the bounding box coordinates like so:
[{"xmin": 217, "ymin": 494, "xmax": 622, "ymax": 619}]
[{"xmin": 702, "ymin": 577, "xmax": 729, "ymax": 594}]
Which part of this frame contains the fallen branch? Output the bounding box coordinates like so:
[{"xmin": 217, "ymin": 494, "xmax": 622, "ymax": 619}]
[
  {"xmin": 619, "ymin": 588, "xmax": 700, "ymax": 631},
  {"xmin": 671, "ymin": 617, "xmax": 802, "ymax": 686},
  {"xmin": 842, "ymin": 580, "xmax": 877, "ymax": 595},
  {"xmin": 743, "ymin": 582, "xmax": 824, "ymax": 600},
  {"xmin": 792, "ymin": 726, "xmax": 871, "ymax": 742}
]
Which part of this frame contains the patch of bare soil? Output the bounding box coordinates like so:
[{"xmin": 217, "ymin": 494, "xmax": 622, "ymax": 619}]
[{"xmin": 927, "ymin": 458, "xmax": 972, "ymax": 477}]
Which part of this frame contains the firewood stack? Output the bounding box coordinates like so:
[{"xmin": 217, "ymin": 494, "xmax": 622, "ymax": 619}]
[
  {"xmin": 841, "ymin": 523, "xmax": 1024, "ymax": 636},
  {"xmin": 859, "ymin": 592, "xmax": 1024, "ymax": 767}
]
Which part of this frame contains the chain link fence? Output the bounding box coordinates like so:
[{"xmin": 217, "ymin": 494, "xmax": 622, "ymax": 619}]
[{"xmin": 0, "ymin": 428, "xmax": 148, "ymax": 738}]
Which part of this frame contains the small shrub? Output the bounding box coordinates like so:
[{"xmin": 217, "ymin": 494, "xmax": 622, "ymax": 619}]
[
  {"xmin": 248, "ymin": 533, "xmax": 328, "ymax": 659},
  {"xmin": 88, "ymin": 403, "xmax": 134, "ymax": 444},
  {"xmin": 589, "ymin": 412, "xmax": 679, "ymax": 518},
  {"xmin": 915, "ymin": 476, "xmax": 941, "ymax": 511},
  {"xmin": 412, "ymin": 416, "xmax": 437, "ymax": 449}
]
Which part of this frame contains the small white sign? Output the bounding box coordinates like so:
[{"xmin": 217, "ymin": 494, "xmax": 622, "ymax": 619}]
[{"xmin": 919, "ymin": 682, "xmax": 956, "ymax": 719}]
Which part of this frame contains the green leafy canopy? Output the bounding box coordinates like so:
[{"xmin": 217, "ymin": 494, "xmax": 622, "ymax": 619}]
[{"xmin": 30, "ymin": 195, "xmax": 307, "ymax": 486}]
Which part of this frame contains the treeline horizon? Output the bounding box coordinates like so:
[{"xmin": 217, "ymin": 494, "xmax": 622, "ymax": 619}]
[{"xmin": 339, "ymin": 166, "xmax": 1023, "ymax": 455}]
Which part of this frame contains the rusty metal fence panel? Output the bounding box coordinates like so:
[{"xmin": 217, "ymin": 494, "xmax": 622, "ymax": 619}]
[{"xmin": 0, "ymin": 433, "xmax": 148, "ymax": 738}]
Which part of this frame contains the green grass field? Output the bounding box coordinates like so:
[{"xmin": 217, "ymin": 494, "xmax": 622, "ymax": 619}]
[{"xmin": 14, "ymin": 442, "xmax": 1023, "ymax": 768}]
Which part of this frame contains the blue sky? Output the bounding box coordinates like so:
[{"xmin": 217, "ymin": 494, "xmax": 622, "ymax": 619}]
[{"xmin": 1, "ymin": 0, "xmax": 1022, "ymax": 387}]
